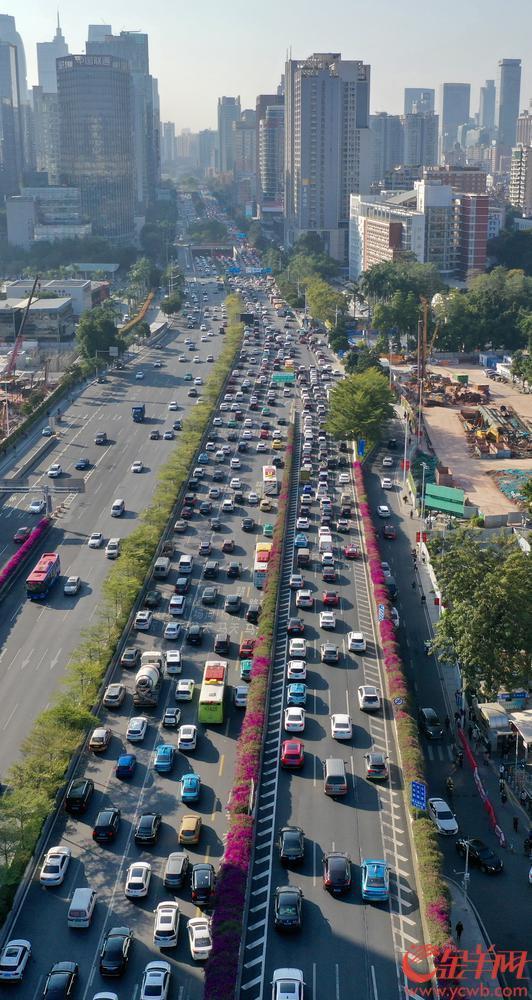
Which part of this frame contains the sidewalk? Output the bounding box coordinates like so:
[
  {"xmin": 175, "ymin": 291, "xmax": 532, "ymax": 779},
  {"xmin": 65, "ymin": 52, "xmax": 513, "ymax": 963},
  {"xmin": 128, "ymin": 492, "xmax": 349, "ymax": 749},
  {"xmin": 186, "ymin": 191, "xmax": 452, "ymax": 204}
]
[{"xmin": 443, "ymin": 880, "xmax": 504, "ymax": 997}]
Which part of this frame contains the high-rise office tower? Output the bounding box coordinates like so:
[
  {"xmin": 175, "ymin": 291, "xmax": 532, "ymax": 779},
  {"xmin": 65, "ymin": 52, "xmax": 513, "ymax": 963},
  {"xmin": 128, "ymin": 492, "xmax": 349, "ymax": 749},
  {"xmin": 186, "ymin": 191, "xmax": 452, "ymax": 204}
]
[
  {"xmin": 401, "ymin": 113, "xmax": 439, "ymax": 166},
  {"xmin": 284, "ymin": 52, "xmax": 371, "ymax": 262},
  {"xmin": 509, "ymin": 145, "xmax": 532, "ymax": 216},
  {"xmin": 0, "ymin": 40, "xmax": 23, "ymax": 195},
  {"xmin": 57, "ymin": 54, "xmax": 135, "ymax": 242},
  {"xmin": 161, "ymin": 122, "xmax": 176, "ymax": 170},
  {"xmin": 256, "ymin": 93, "xmax": 284, "ymax": 200},
  {"xmin": 217, "ymin": 96, "xmax": 241, "ymax": 172},
  {"xmin": 440, "ymin": 83, "xmax": 471, "ymax": 156},
  {"xmin": 404, "ymin": 88, "xmax": 435, "ymax": 115},
  {"xmin": 86, "ymin": 29, "xmax": 160, "ymax": 213},
  {"xmin": 496, "ymin": 59, "xmax": 522, "ymax": 154},
  {"xmin": 37, "ymin": 14, "xmax": 68, "ymax": 93},
  {"xmin": 370, "ymin": 113, "xmax": 403, "ymax": 183},
  {"xmin": 516, "ymin": 106, "xmax": 532, "ymax": 147},
  {"xmin": 198, "ymin": 129, "xmax": 217, "ymax": 174},
  {"xmin": 0, "ymin": 14, "xmax": 34, "ymax": 175},
  {"xmin": 87, "ymin": 25, "xmax": 112, "ymax": 43},
  {"xmin": 258, "ymin": 103, "xmax": 284, "ymax": 215},
  {"xmin": 478, "ymin": 80, "xmax": 495, "ymax": 132}
]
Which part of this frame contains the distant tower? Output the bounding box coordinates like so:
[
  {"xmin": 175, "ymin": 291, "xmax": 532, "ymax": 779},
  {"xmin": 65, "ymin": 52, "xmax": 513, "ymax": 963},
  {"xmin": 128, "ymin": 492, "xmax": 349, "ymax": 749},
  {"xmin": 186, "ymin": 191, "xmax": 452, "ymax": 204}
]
[
  {"xmin": 479, "ymin": 80, "xmax": 495, "ymax": 133},
  {"xmin": 496, "ymin": 59, "xmax": 522, "ymax": 153},
  {"xmin": 37, "ymin": 13, "xmax": 69, "ymax": 93}
]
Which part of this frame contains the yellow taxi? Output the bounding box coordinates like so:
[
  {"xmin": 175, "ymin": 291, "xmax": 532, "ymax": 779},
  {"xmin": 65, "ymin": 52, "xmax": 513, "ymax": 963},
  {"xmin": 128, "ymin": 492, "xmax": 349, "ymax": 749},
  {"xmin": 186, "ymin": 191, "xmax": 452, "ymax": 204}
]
[
  {"xmin": 178, "ymin": 814, "xmax": 202, "ymax": 844},
  {"xmin": 272, "ymin": 439, "xmax": 284, "ymax": 450},
  {"xmin": 259, "ymin": 498, "xmax": 273, "ymax": 512}
]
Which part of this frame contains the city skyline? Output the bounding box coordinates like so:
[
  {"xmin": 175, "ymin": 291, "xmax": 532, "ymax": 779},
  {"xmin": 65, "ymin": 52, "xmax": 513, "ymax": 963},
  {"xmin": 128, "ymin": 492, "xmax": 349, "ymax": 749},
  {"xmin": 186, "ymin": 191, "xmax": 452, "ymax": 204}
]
[{"xmin": 12, "ymin": 0, "xmax": 532, "ymax": 131}]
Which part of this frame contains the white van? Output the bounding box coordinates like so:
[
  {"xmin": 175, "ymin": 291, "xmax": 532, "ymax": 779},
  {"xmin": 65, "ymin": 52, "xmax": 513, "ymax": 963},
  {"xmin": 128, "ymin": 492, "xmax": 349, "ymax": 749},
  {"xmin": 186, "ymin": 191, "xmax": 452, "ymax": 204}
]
[
  {"xmin": 68, "ymin": 887, "xmax": 96, "ymax": 928},
  {"xmin": 105, "ymin": 538, "xmax": 120, "ymax": 559},
  {"xmin": 178, "ymin": 554, "xmax": 193, "ymax": 575},
  {"xmin": 111, "ymin": 498, "xmax": 125, "ymax": 517}
]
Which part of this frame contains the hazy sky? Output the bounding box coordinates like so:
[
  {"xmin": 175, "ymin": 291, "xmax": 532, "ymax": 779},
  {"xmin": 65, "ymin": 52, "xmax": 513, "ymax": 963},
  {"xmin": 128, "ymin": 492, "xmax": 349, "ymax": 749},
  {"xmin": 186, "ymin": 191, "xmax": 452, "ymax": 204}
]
[{"xmin": 12, "ymin": 0, "xmax": 532, "ymax": 131}]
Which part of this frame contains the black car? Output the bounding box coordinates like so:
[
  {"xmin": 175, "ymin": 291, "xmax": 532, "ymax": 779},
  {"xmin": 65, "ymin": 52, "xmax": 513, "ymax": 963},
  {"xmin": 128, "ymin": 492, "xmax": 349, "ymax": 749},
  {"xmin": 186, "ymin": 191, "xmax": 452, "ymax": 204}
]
[
  {"xmin": 134, "ymin": 812, "xmax": 162, "ymax": 846},
  {"xmin": 93, "ymin": 807, "xmax": 121, "ymax": 843},
  {"xmin": 199, "ymin": 501, "xmax": 212, "ymax": 515},
  {"xmin": 227, "ymin": 431, "xmax": 238, "ymax": 441},
  {"xmin": 150, "ymin": 429, "xmax": 161, "ymax": 440},
  {"xmin": 279, "ymin": 826, "xmax": 305, "ymax": 866},
  {"xmin": 246, "ymin": 600, "xmax": 261, "ymax": 624},
  {"xmin": 203, "ymin": 561, "xmax": 219, "ymax": 580},
  {"xmin": 237, "ymin": 441, "xmax": 248, "ymax": 452},
  {"xmin": 164, "ymin": 851, "xmax": 190, "ymax": 890},
  {"xmin": 144, "ymin": 590, "xmax": 161, "ymax": 609},
  {"xmin": 323, "ymin": 852, "xmax": 351, "ymax": 894},
  {"xmin": 214, "ymin": 632, "xmax": 230, "ymax": 655},
  {"xmin": 233, "ymin": 491, "xmax": 245, "ymax": 505},
  {"xmin": 99, "ymin": 926, "xmax": 132, "ymax": 977},
  {"xmin": 175, "ymin": 576, "xmax": 191, "ymax": 595},
  {"xmin": 186, "ymin": 624, "xmax": 204, "ymax": 645},
  {"xmin": 274, "ymin": 885, "xmax": 303, "ymax": 931},
  {"xmin": 225, "ymin": 594, "xmax": 242, "ymax": 614},
  {"xmin": 455, "ymin": 838, "xmax": 504, "ymax": 873},
  {"xmin": 227, "ymin": 561, "xmax": 242, "ymax": 579},
  {"xmin": 271, "ymin": 456, "xmax": 284, "ymax": 468},
  {"xmin": 43, "ymin": 961, "xmax": 78, "ymax": 998},
  {"xmin": 287, "ymin": 617, "xmax": 305, "ymax": 636},
  {"xmin": 188, "ymin": 477, "xmax": 200, "ymax": 491},
  {"xmin": 120, "ymin": 646, "xmax": 140, "ymax": 669},
  {"xmin": 418, "ymin": 707, "xmax": 444, "ymax": 740},
  {"xmin": 241, "ymin": 517, "xmax": 255, "ymax": 532},
  {"xmin": 212, "ymin": 469, "xmax": 224, "ymax": 482},
  {"xmin": 173, "ymin": 419, "xmax": 182, "ymax": 430},
  {"xmin": 65, "ymin": 777, "xmax": 94, "ymax": 814},
  {"xmin": 191, "ymin": 862, "xmax": 216, "ymax": 906},
  {"xmin": 75, "ymin": 457, "xmax": 90, "ymax": 470}
]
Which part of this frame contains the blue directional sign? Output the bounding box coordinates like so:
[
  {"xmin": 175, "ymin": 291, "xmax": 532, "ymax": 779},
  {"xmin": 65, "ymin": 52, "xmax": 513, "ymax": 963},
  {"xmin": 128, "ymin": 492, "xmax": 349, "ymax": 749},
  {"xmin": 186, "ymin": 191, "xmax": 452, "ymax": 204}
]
[
  {"xmin": 378, "ymin": 605, "xmax": 386, "ymax": 621},
  {"xmin": 411, "ymin": 780, "xmax": 427, "ymax": 811},
  {"xmin": 358, "ymin": 439, "xmax": 365, "ymax": 456}
]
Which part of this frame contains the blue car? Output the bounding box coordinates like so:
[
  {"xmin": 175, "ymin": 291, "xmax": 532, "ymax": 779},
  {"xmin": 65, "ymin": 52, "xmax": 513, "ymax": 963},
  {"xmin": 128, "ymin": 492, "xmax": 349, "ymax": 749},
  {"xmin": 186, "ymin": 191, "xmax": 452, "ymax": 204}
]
[
  {"xmin": 361, "ymin": 859, "xmax": 390, "ymax": 902},
  {"xmin": 302, "ymin": 485, "xmax": 313, "ymax": 495},
  {"xmin": 115, "ymin": 753, "xmax": 136, "ymax": 779},
  {"xmin": 197, "ymin": 452, "xmax": 209, "ymax": 464},
  {"xmin": 287, "ymin": 683, "xmax": 307, "ymax": 707},
  {"xmin": 294, "ymin": 533, "xmax": 308, "ymax": 548},
  {"xmin": 75, "ymin": 457, "xmax": 90, "ymax": 470},
  {"xmin": 181, "ymin": 772, "xmax": 201, "ymax": 803},
  {"xmin": 153, "ymin": 743, "xmax": 176, "ymax": 773}
]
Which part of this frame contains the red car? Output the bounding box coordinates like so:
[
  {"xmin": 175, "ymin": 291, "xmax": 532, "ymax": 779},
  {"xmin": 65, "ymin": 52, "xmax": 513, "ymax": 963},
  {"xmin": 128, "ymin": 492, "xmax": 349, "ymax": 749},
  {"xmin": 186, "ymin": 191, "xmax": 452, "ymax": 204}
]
[
  {"xmin": 322, "ymin": 567, "xmax": 337, "ymax": 583},
  {"xmin": 259, "ymin": 429, "xmax": 269, "ymax": 439},
  {"xmin": 382, "ymin": 524, "xmax": 397, "ymax": 540},
  {"xmin": 322, "ymin": 591, "xmax": 340, "ymax": 607},
  {"xmin": 181, "ymin": 506, "xmax": 194, "ymax": 519},
  {"xmin": 281, "ymin": 740, "xmax": 304, "ymax": 769},
  {"xmin": 343, "ymin": 545, "xmax": 360, "ymax": 560},
  {"xmin": 287, "ymin": 617, "xmax": 305, "ymax": 636},
  {"xmin": 13, "ymin": 526, "xmax": 31, "ymax": 543},
  {"xmin": 222, "ymin": 539, "xmax": 235, "ymax": 553},
  {"xmin": 239, "ymin": 638, "xmax": 256, "ymax": 658}
]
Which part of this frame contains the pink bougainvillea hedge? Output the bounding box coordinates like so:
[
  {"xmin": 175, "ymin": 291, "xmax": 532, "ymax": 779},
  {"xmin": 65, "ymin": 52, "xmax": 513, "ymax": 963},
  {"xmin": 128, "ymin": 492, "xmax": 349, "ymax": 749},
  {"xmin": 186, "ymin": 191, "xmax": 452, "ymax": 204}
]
[{"xmin": 0, "ymin": 518, "xmax": 51, "ymax": 592}]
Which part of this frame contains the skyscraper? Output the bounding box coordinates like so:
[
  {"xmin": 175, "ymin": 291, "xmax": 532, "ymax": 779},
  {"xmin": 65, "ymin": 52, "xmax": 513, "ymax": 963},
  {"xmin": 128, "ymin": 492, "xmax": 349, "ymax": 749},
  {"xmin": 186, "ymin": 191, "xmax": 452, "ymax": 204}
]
[
  {"xmin": 284, "ymin": 52, "xmax": 371, "ymax": 262},
  {"xmin": 161, "ymin": 122, "xmax": 177, "ymax": 171},
  {"xmin": 509, "ymin": 145, "xmax": 532, "ymax": 216},
  {"xmin": 256, "ymin": 93, "xmax": 284, "ymax": 203},
  {"xmin": 198, "ymin": 129, "xmax": 216, "ymax": 174},
  {"xmin": 516, "ymin": 106, "xmax": 532, "ymax": 147},
  {"xmin": 370, "ymin": 113, "xmax": 403, "ymax": 183},
  {"xmin": 496, "ymin": 59, "xmax": 521, "ymax": 154},
  {"xmin": 86, "ymin": 29, "xmax": 160, "ymax": 213},
  {"xmin": 87, "ymin": 25, "xmax": 112, "ymax": 43},
  {"xmin": 0, "ymin": 40, "xmax": 23, "ymax": 195},
  {"xmin": 258, "ymin": 103, "xmax": 284, "ymax": 215},
  {"xmin": 401, "ymin": 113, "xmax": 439, "ymax": 167},
  {"xmin": 440, "ymin": 83, "xmax": 471, "ymax": 156},
  {"xmin": 217, "ymin": 96, "xmax": 241, "ymax": 172},
  {"xmin": 404, "ymin": 88, "xmax": 435, "ymax": 115},
  {"xmin": 0, "ymin": 14, "xmax": 28, "ymax": 102},
  {"xmin": 57, "ymin": 54, "xmax": 135, "ymax": 242},
  {"xmin": 37, "ymin": 15, "xmax": 68, "ymax": 93},
  {"xmin": 478, "ymin": 80, "xmax": 495, "ymax": 132}
]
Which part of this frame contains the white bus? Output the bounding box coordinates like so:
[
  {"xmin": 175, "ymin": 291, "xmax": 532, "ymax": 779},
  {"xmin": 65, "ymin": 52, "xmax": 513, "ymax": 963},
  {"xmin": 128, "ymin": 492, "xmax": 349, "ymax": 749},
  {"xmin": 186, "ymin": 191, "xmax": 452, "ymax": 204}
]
[{"xmin": 262, "ymin": 465, "xmax": 278, "ymax": 496}]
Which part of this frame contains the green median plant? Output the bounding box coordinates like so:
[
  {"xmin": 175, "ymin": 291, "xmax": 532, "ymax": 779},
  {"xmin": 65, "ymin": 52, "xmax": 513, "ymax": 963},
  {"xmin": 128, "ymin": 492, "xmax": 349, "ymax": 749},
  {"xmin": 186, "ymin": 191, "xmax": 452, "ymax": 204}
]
[{"xmin": 0, "ymin": 299, "xmax": 244, "ymax": 926}]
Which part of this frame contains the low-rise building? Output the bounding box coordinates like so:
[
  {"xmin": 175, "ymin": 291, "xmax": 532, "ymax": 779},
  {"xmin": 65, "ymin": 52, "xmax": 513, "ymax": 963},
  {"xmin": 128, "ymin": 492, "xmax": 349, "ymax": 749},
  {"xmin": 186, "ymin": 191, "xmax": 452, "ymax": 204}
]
[
  {"xmin": 4, "ymin": 278, "xmax": 92, "ymax": 317},
  {"xmin": 0, "ymin": 297, "xmax": 75, "ymax": 343}
]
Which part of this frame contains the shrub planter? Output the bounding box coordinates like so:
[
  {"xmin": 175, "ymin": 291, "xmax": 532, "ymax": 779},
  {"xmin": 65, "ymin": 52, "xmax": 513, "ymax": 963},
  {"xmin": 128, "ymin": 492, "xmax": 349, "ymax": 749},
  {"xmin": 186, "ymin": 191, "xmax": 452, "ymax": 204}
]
[
  {"xmin": 0, "ymin": 518, "xmax": 51, "ymax": 601},
  {"xmin": 205, "ymin": 426, "xmax": 295, "ymax": 1000},
  {"xmin": 352, "ymin": 460, "xmax": 452, "ymax": 957}
]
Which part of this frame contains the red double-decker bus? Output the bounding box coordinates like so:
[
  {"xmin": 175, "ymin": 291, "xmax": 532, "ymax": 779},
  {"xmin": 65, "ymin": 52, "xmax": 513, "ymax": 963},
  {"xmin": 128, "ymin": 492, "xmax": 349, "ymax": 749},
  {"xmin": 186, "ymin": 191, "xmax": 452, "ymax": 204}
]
[{"xmin": 26, "ymin": 552, "xmax": 61, "ymax": 600}]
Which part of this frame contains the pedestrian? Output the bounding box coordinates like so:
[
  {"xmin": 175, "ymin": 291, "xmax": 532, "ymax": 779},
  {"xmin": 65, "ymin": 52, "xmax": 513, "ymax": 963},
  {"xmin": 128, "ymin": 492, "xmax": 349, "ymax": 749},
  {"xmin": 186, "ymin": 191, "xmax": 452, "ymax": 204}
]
[
  {"xmin": 513, "ymin": 816, "xmax": 519, "ymax": 833},
  {"xmin": 454, "ymin": 711, "xmax": 461, "ymax": 726},
  {"xmin": 520, "ymin": 788, "xmax": 528, "ymax": 808},
  {"xmin": 457, "ymin": 750, "xmax": 464, "ymax": 768},
  {"xmin": 461, "ymin": 708, "xmax": 466, "ymax": 724},
  {"xmin": 455, "ymin": 921, "xmax": 464, "ymax": 943},
  {"xmin": 501, "ymin": 790, "xmax": 508, "ymax": 805},
  {"xmin": 410, "ymin": 509, "xmax": 413, "ymax": 518},
  {"xmin": 411, "ymin": 579, "xmax": 416, "ymax": 590},
  {"xmin": 468, "ymin": 707, "xmax": 474, "ymax": 722},
  {"xmin": 499, "ymin": 778, "xmax": 505, "ymax": 793},
  {"xmin": 444, "ymin": 715, "xmax": 450, "ymax": 734},
  {"xmin": 468, "ymin": 724, "xmax": 473, "ymax": 741},
  {"xmin": 499, "ymin": 764, "xmax": 506, "ymax": 780}
]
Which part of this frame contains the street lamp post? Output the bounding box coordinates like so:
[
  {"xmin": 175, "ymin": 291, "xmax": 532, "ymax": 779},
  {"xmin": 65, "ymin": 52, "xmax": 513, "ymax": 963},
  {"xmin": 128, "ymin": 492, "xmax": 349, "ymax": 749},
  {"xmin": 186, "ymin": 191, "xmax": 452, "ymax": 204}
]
[
  {"xmin": 420, "ymin": 460, "xmax": 428, "ymax": 527},
  {"xmin": 402, "ymin": 408, "xmax": 409, "ymax": 489}
]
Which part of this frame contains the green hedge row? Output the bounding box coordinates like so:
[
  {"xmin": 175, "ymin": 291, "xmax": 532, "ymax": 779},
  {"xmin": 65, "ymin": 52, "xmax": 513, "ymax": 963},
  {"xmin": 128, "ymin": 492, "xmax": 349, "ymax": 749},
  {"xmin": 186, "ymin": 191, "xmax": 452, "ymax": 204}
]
[{"xmin": 0, "ymin": 299, "xmax": 244, "ymax": 926}]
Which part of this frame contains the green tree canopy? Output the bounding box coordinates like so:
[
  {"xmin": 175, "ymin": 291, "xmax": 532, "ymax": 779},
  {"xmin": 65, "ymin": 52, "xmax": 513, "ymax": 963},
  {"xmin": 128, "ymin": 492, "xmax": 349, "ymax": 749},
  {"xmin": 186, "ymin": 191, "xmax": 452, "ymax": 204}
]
[
  {"xmin": 488, "ymin": 228, "xmax": 532, "ymax": 276},
  {"xmin": 433, "ymin": 267, "xmax": 532, "ymax": 352},
  {"xmin": 76, "ymin": 304, "xmax": 123, "ymax": 360},
  {"xmin": 429, "ymin": 532, "xmax": 532, "ymax": 694},
  {"xmin": 305, "ymin": 277, "xmax": 347, "ymax": 326},
  {"xmin": 187, "ymin": 219, "xmax": 227, "ymax": 242},
  {"xmin": 357, "ymin": 260, "xmax": 444, "ymax": 306},
  {"xmin": 326, "ymin": 369, "xmax": 394, "ymax": 443}
]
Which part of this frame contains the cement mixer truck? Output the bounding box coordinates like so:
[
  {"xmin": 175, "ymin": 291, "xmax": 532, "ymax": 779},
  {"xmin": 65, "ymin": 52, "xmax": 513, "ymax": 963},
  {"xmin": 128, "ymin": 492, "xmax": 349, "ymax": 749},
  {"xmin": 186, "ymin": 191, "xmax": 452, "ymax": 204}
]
[{"xmin": 133, "ymin": 651, "xmax": 164, "ymax": 707}]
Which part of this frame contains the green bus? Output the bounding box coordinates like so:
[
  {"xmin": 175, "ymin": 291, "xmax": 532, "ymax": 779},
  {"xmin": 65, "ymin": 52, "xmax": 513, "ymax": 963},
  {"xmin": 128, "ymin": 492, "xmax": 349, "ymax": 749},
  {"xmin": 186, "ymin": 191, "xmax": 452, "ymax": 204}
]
[{"xmin": 198, "ymin": 660, "xmax": 227, "ymax": 724}]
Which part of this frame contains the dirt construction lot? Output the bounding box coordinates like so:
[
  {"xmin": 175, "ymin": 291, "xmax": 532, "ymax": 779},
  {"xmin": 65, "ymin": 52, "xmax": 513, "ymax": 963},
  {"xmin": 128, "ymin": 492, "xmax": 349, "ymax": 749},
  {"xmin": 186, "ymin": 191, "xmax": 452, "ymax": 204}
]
[{"xmin": 422, "ymin": 363, "xmax": 532, "ymax": 517}]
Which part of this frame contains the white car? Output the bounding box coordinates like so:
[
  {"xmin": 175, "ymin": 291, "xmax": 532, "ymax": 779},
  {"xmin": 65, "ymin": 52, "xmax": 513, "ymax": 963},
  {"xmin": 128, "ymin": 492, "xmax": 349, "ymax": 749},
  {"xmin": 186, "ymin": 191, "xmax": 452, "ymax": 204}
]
[
  {"xmin": 289, "ymin": 573, "xmax": 303, "ymax": 590},
  {"xmin": 169, "ymin": 594, "xmax": 186, "ymax": 616},
  {"xmin": 131, "ymin": 460, "xmax": 144, "ymax": 473},
  {"xmin": 358, "ymin": 684, "xmax": 381, "ymax": 711},
  {"xmin": 348, "ymin": 631, "xmax": 367, "ymax": 652},
  {"xmin": 319, "ymin": 610, "xmax": 336, "ymax": 630},
  {"xmin": 154, "ymin": 901, "xmax": 180, "ymax": 948},
  {"xmin": 381, "ymin": 477, "xmax": 393, "ymax": 490},
  {"xmin": 256, "ymin": 441, "xmax": 267, "ymax": 452},
  {"xmin": 175, "ymin": 679, "xmax": 194, "ymax": 701},
  {"xmin": 39, "ymin": 846, "xmax": 71, "ymax": 886},
  {"xmin": 208, "ymin": 487, "xmax": 221, "ymax": 499},
  {"xmin": 140, "ymin": 961, "xmax": 171, "ymax": 1000},
  {"xmin": 242, "ymin": 430, "xmax": 253, "ymax": 440},
  {"xmin": 194, "ymin": 377, "xmax": 202, "ymax": 385},
  {"xmin": 168, "ymin": 401, "xmax": 178, "ymax": 410},
  {"xmin": 287, "ymin": 660, "xmax": 307, "ymax": 681},
  {"xmin": 377, "ymin": 505, "xmax": 391, "ymax": 518},
  {"xmin": 29, "ymin": 498, "xmax": 46, "ymax": 514},
  {"xmin": 230, "ymin": 477, "xmax": 241, "ymax": 490},
  {"xmin": 127, "ymin": 716, "xmax": 148, "ymax": 743},
  {"xmin": 230, "ymin": 457, "xmax": 241, "ymax": 469},
  {"xmin": 165, "ymin": 649, "xmax": 182, "ymax": 675},
  {"xmin": 284, "ymin": 707, "xmax": 305, "ymax": 732},
  {"xmin": 390, "ymin": 607, "xmax": 400, "ymax": 627},
  {"xmin": 247, "ymin": 492, "xmax": 260, "ymax": 505},
  {"xmin": 289, "ymin": 637, "xmax": 306, "ymax": 658},
  {"xmin": 63, "ymin": 575, "xmax": 81, "ymax": 595},
  {"xmin": 338, "ymin": 473, "xmax": 350, "ymax": 485},
  {"xmin": 164, "ymin": 621, "xmax": 181, "ymax": 640},
  {"xmin": 0, "ymin": 940, "xmax": 32, "ymax": 982},
  {"xmin": 381, "ymin": 561, "xmax": 392, "ymax": 578},
  {"xmin": 296, "ymin": 517, "xmax": 310, "ymax": 530},
  {"xmin": 382, "ymin": 455, "xmax": 393, "ymax": 467},
  {"xmin": 135, "ymin": 371, "xmax": 144, "ymax": 380},
  {"xmin": 125, "ymin": 861, "xmax": 152, "ymax": 898},
  {"xmin": 272, "ymin": 969, "xmax": 304, "ymax": 1000},
  {"xmin": 134, "ymin": 610, "xmax": 153, "ymax": 631},
  {"xmin": 88, "ymin": 531, "xmax": 103, "ymax": 548},
  {"xmin": 187, "ymin": 917, "xmax": 212, "ymax": 961},
  {"xmin": 178, "ymin": 724, "xmax": 198, "ymax": 751},
  {"xmin": 46, "ymin": 463, "xmax": 62, "ymax": 478},
  {"xmin": 213, "ymin": 417, "xmax": 223, "ymax": 426},
  {"xmin": 428, "ymin": 797, "xmax": 459, "ymax": 836},
  {"xmin": 331, "ymin": 714, "xmax": 352, "ymax": 740},
  {"xmin": 221, "ymin": 498, "xmax": 234, "ymax": 512},
  {"xmin": 295, "ymin": 589, "xmax": 313, "ymax": 609}
]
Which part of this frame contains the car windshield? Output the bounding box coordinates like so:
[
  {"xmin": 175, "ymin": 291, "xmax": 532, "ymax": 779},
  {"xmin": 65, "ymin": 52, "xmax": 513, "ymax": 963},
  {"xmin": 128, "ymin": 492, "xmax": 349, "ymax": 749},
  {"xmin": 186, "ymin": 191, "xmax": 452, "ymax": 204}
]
[
  {"xmin": 366, "ymin": 875, "xmax": 385, "ymax": 886},
  {"xmin": 437, "ymin": 807, "xmax": 454, "ymax": 820},
  {"xmin": 144, "ymin": 984, "xmax": 163, "ymax": 998},
  {"xmin": 195, "ymin": 934, "xmax": 210, "ymax": 947},
  {"xmin": 284, "ymin": 833, "xmax": 300, "ymax": 849},
  {"xmin": 279, "ymin": 899, "xmax": 298, "ymax": 916}
]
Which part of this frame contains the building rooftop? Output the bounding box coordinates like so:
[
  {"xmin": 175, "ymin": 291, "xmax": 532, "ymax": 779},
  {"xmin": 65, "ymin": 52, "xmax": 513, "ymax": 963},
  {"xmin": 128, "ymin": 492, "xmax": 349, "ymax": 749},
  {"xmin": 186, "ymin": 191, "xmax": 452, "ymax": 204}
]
[{"xmin": 0, "ymin": 297, "xmax": 72, "ymax": 312}]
